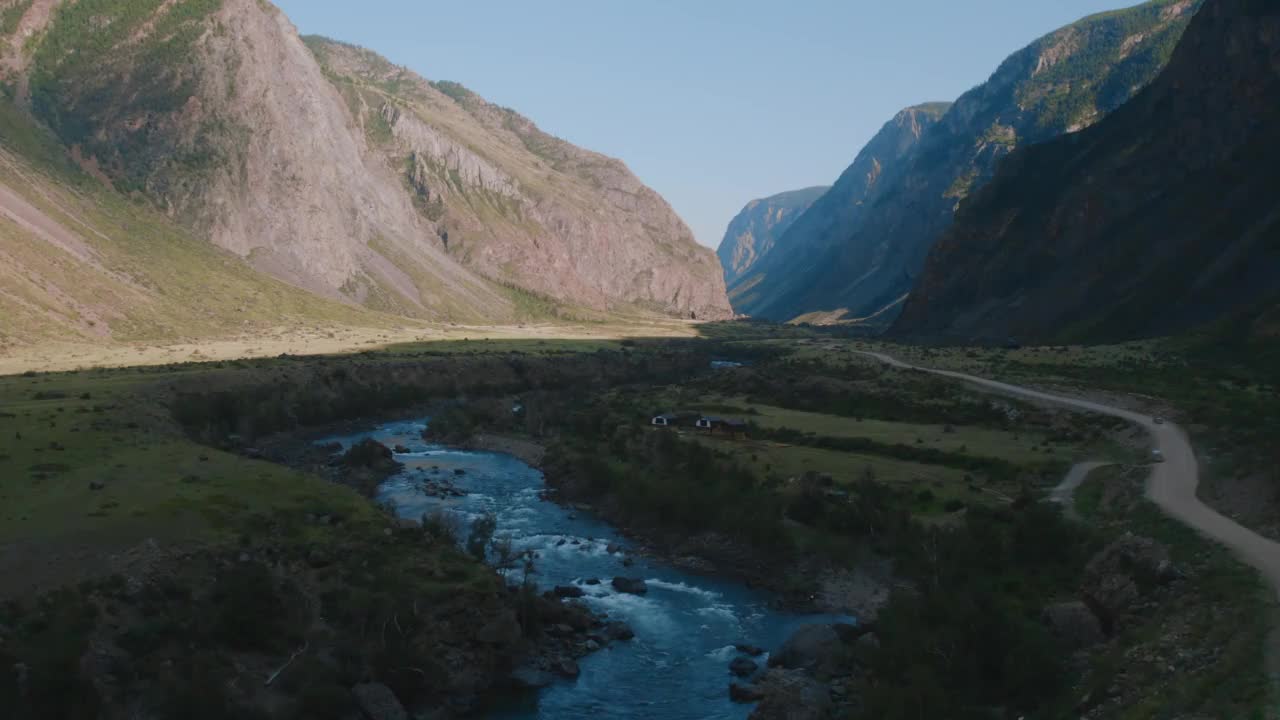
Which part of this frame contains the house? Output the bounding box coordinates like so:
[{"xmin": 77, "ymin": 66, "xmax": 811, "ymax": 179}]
[
  {"xmin": 696, "ymin": 416, "xmax": 749, "ymax": 437},
  {"xmin": 652, "ymin": 413, "xmax": 679, "ymax": 427},
  {"xmin": 694, "ymin": 416, "xmax": 721, "ymax": 430}
]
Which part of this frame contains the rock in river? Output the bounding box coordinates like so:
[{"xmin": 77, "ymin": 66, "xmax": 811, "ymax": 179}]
[
  {"xmin": 768, "ymin": 624, "xmax": 844, "ymax": 675},
  {"xmin": 729, "ymin": 657, "xmax": 758, "ymax": 678},
  {"xmin": 611, "ymin": 577, "xmax": 648, "ymax": 595}
]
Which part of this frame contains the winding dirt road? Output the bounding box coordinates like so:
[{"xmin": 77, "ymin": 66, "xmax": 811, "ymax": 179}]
[{"xmin": 859, "ymin": 351, "xmax": 1280, "ymax": 598}]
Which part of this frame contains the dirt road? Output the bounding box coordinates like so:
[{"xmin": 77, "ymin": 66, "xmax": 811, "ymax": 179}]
[
  {"xmin": 1051, "ymin": 462, "xmax": 1112, "ymax": 520},
  {"xmin": 859, "ymin": 350, "xmax": 1280, "ymax": 598}
]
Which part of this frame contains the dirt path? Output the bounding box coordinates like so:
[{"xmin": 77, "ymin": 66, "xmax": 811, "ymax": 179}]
[
  {"xmin": 859, "ymin": 350, "xmax": 1280, "ymax": 599},
  {"xmin": 1051, "ymin": 462, "xmax": 1112, "ymax": 520}
]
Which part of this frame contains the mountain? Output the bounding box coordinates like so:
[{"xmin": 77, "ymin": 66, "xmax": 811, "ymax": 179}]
[
  {"xmin": 739, "ymin": 0, "xmax": 1201, "ymax": 323},
  {"xmin": 893, "ymin": 0, "xmax": 1280, "ymax": 344},
  {"xmin": 728, "ymin": 104, "xmax": 948, "ymax": 318},
  {"xmin": 717, "ymin": 186, "xmax": 827, "ymax": 287},
  {"xmin": 0, "ymin": 0, "xmax": 729, "ymax": 340}
]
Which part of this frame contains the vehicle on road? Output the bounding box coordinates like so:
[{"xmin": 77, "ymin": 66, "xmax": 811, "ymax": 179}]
[
  {"xmin": 1153, "ymin": 416, "xmax": 1165, "ymax": 425},
  {"xmin": 1151, "ymin": 449, "xmax": 1165, "ymax": 462}
]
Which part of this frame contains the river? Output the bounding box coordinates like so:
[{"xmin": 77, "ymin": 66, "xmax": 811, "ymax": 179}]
[{"xmin": 317, "ymin": 419, "xmax": 847, "ymax": 720}]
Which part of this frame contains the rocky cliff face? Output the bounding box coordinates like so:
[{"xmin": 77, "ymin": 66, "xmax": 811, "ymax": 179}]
[
  {"xmin": 0, "ymin": 0, "xmax": 729, "ymax": 322},
  {"xmin": 893, "ymin": 0, "xmax": 1280, "ymax": 343},
  {"xmin": 741, "ymin": 0, "xmax": 1200, "ymax": 322},
  {"xmin": 728, "ymin": 104, "xmax": 947, "ymax": 318},
  {"xmin": 306, "ymin": 37, "xmax": 730, "ymax": 320},
  {"xmin": 717, "ymin": 186, "xmax": 827, "ymax": 286}
]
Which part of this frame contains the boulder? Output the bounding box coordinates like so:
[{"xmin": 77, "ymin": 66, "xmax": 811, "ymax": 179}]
[
  {"xmin": 352, "ymin": 682, "xmax": 407, "ymax": 720},
  {"xmin": 736, "ymin": 644, "xmax": 765, "ymax": 657},
  {"xmin": 749, "ymin": 669, "xmax": 833, "ymax": 720},
  {"xmin": 510, "ymin": 667, "xmax": 555, "ymax": 689},
  {"xmin": 476, "ymin": 610, "xmax": 523, "ymax": 646},
  {"xmin": 611, "ymin": 577, "xmax": 648, "ymax": 595},
  {"xmin": 392, "ymin": 444, "xmax": 410, "ymax": 454},
  {"xmin": 1083, "ymin": 534, "xmax": 1176, "ymax": 625},
  {"xmin": 341, "ymin": 439, "xmax": 399, "ymax": 473},
  {"xmin": 554, "ymin": 585, "xmax": 586, "ymax": 599},
  {"xmin": 88, "ymin": 481, "xmax": 105, "ymax": 491},
  {"xmin": 553, "ymin": 658, "xmax": 580, "ymax": 679},
  {"xmin": 729, "ymin": 683, "xmax": 766, "ymax": 703},
  {"xmin": 730, "ymin": 657, "xmax": 759, "ymax": 677},
  {"xmin": 769, "ymin": 624, "xmax": 844, "ymax": 675},
  {"xmin": 1041, "ymin": 601, "xmax": 1106, "ymax": 650},
  {"xmin": 604, "ymin": 621, "xmax": 635, "ymax": 641}
]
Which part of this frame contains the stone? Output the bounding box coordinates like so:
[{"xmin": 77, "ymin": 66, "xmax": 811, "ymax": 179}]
[
  {"xmin": 554, "ymin": 585, "xmax": 585, "ymax": 599},
  {"xmin": 1083, "ymin": 534, "xmax": 1174, "ymax": 625},
  {"xmin": 729, "ymin": 657, "xmax": 758, "ymax": 677},
  {"xmin": 584, "ymin": 577, "xmax": 601, "ymax": 585},
  {"xmin": 510, "ymin": 667, "xmax": 555, "ymax": 689},
  {"xmin": 735, "ymin": 644, "xmax": 765, "ymax": 657},
  {"xmin": 553, "ymin": 658, "xmax": 580, "ymax": 679},
  {"xmin": 729, "ymin": 683, "xmax": 765, "ymax": 703},
  {"xmin": 352, "ymin": 682, "xmax": 408, "ymax": 720},
  {"xmin": 750, "ymin": 668, "xmax": 833, "ymax": 720},
  {"xmin": 769, "ymin": 624, "xmax": 843, "ymax": 674},
  {"xmin": 611, "ymin": 576, "xmax": 648, "ymax": 595},
  {"xmin": 88, "ymin": 481, "xmax": 105, "ymax": 491},
  {"xmin": 1042, "ymin": 601, "xmax": 1106, "ymax": 650},
  {"xmin": 604, "ymin": 621, "xmax": 635, "ymax": 641}
]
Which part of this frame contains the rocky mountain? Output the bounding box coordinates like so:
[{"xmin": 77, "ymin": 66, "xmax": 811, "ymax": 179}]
[
  {"xmin": 716, "ymin": 186, "xmax": 827, "ymax": 286},
  {"xmin": 740, "ymin": 0, "xmax": 1201, "ymax": 323},
  {"xmin": 728, "ymin": 104, "xmax": 948, "ymax": 318},
  {"xmin": 893, "ymin": 0, "xmax": 1280, "ymax": 344},
  {"xmin": 0, "ymin": 0, "xmax": 729, "ymax": 336}
]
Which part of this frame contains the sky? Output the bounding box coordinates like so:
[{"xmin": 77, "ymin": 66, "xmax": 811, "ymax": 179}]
[{"xmin": 276, "ymin": 0, "xmax": 1141, "ymax": 249}]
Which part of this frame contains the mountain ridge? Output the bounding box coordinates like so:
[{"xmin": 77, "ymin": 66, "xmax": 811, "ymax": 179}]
[
  {"xmin": 0, "ymin": 0, "xmax": 730, "ymax": 336},
  {"xmin": 892, "ymin": 0, "xmax": 1280, "ymax": 343},
  {"xmin": 735, "ymin": 0, "xmax": 1200, "ymax": 323},
  {"xmin": 716, "ymin": 185, "xmax": 828, "ymax": 288}
]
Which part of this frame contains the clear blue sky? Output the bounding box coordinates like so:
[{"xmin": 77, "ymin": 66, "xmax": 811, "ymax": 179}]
[{"xmin": 276, "ymin": 0, "xmax": 1139, "ymax": 249}]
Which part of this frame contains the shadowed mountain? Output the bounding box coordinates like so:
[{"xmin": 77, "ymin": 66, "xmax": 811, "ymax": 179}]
[
  {"xmin": 893, "ymin": 0, "xmax": 1280, "ymax": 344},
  {"xmin": 717, "ymin": 186, "xmax": 828, "ymax": 287},
  {"xmin": 739, "ymin": 0, "xmax": 1200, "ymax": 323}
]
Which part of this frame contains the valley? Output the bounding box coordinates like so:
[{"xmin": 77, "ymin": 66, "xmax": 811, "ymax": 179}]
[{"xmin": 0, "ymin": 0, "xmax": 1277, "ymax": 718}]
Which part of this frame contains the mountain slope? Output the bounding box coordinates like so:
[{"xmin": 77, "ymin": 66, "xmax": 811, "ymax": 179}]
[
  {"xmin": 893, "ymin": 0, "xmax": 1280, "ymax": 343},
  {"xmin": 0, "ymin": 99, "xmax": 389, "ymax": 348},
  {"xmin": 743, "ymin": 0, "xmax": 1200, "ymax": 322},
  {"xmin": 305, "ymin": 37, "xmax": 730, "ymax": 320},
  {"xmin": 717, "ymin": 186, "xmax": 827, "ymax": 287},
  {"xmin": 728, "ymin": 103, "xmax": 948, "ymax": 317},
  {"xmin": 0, "ymin": 0, "xmax": 728, "ymax": 326}
]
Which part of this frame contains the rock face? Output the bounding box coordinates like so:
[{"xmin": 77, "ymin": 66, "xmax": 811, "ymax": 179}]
[
  {"xmin": 738, "ymin": 0, "xmax": 1200, "ymax": 323},
  {"xmin": 717, "ymin": 186, "xmax": 828, "ymax": 286},
  {"xmin": 894, "ymin": 0, "xmax": 1280, "ymax": 343},
  {"xmin": 729, "ymin": 104, "xmax": 948, "ymax": 320},
  {"xmin": 0, "ymin": 0, "xmax": 729, "ymax": 325},
  {"xmin": 306, "ymin": 37, "xmax": 731, "ymax": 320}
]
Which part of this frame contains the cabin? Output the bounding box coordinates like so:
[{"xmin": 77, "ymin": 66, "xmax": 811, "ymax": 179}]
[
  {"xmin": 651, "ymin": 413, "xmax": 679, "ymax": 428},
  {"xmin": 696, "ymin": 416, "xmax": 749, "ymax": 437}
]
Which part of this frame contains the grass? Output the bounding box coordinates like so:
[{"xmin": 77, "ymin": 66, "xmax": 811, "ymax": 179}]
[
  {"xmin": 0, "ymin": 363, "xmax": 380, "ymax": 559},
  {"xmin": 719, "ymin": 397, "xmax": 1063, "ymax": 464}
]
